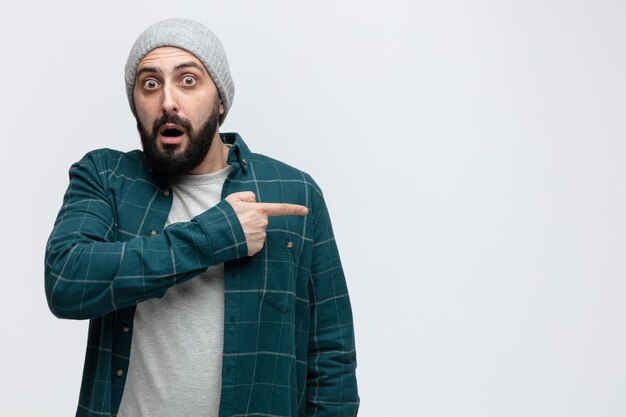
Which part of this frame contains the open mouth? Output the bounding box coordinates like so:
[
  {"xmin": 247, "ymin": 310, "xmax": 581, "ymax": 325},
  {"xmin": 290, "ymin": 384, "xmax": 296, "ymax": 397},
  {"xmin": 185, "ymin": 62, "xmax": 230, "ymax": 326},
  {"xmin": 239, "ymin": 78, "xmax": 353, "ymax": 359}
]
[{"xmin": 159, "ymin": 124, "xmax": 186, "ymax": 138}]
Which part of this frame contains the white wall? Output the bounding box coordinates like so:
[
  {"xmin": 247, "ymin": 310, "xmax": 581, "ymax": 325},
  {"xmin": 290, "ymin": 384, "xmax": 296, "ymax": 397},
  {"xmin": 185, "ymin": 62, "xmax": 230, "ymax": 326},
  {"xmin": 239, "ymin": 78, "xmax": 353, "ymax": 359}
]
[{"xmin": 1, "ymin": 0, "xmax": 625, "ymax": 416}]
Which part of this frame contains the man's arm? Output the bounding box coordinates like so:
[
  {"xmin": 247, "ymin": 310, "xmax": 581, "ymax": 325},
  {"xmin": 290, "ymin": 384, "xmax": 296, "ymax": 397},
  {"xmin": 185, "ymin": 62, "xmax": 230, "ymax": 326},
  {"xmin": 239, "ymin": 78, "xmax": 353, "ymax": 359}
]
[
  {"xmin": 45, "ymin": 152, "xmax": 308, "ymax": 321},
  {"xmin": 306, "ymin": 195, "xmax": 359, "ymax": 416},
  {"xmin": 44, "ymin": 152, "xmax": 248, "ymax": 320}
]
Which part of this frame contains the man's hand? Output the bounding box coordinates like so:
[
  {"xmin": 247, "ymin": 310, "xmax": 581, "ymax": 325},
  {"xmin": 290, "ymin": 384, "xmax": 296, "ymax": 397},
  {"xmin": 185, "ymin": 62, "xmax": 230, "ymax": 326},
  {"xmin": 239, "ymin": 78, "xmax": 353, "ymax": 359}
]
[{"xmin": 225, "ymin": 192, "xmax": 309, "ymax": 256}]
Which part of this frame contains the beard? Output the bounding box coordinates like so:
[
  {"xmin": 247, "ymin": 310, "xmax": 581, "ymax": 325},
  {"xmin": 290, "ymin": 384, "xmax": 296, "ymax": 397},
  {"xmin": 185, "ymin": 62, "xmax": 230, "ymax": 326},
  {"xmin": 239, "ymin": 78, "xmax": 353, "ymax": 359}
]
[{"xmin": 137, "ymin": 100, "xmax": 221, "ymax": 179}]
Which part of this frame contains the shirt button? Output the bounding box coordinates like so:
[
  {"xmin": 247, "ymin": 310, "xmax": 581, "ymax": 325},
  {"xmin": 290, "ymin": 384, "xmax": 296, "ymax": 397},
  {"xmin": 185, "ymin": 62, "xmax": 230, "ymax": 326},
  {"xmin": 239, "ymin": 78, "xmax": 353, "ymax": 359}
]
[
  {"xmin": 241, "ymin": 159, "xmax": 247, "ymax": 167},
  {"xmin": 163, "ymin": 189, "xmax": 170, "ymax": 197},
  {"xmin": 121, "ymin": 323, "xmax": 129, "ymax": 333},
  {"xmin": 149, "ymin": 230, "xmax": 157, "ymax": 237},
  {"xmin": 115, "ymin": 368, "xmax": 124, "ymax": 377},
  {"xmin": 286, "ymin": 240, "xmax": 293, "ymax": 249}
]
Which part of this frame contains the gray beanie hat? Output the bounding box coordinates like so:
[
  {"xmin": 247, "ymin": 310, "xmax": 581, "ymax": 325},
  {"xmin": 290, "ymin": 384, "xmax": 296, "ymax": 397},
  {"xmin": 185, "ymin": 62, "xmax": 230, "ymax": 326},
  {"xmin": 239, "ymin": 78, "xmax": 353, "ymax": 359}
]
[{"xmin": 125, "ymin": 18, "xmax": 234, "ymax": 125}]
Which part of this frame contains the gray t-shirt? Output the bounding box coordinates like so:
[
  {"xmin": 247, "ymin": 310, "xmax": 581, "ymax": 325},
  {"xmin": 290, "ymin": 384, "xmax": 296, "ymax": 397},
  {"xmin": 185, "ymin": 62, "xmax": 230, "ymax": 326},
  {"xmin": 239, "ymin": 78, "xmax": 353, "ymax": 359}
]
[{"xmin": 118, "ymin": 165, "xmax": 232, "ymax": 417}]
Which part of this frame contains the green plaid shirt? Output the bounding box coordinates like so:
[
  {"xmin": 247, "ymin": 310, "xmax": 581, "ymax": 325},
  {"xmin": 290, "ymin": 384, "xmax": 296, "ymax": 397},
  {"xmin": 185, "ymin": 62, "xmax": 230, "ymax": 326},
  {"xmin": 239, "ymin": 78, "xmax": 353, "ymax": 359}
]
[{"xmin": 45, "ymin": 133, "xmax": 358, "ymax": 417}]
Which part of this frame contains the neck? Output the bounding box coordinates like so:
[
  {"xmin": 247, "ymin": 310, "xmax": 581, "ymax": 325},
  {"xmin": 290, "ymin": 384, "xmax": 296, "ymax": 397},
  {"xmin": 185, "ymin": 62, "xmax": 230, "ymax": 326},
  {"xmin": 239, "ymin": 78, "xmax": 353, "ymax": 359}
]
[{"xmin": 188, "ymin": 131, "xmax": 229, "ymax": 174}]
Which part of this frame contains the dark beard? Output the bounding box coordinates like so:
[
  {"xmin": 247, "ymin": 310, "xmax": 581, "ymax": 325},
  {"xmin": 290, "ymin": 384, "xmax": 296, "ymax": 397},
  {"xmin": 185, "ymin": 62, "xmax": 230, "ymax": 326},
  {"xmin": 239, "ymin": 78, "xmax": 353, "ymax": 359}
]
[{"xmin": 138, "ymin": 100, "xmax": 220, "ymax": 179}]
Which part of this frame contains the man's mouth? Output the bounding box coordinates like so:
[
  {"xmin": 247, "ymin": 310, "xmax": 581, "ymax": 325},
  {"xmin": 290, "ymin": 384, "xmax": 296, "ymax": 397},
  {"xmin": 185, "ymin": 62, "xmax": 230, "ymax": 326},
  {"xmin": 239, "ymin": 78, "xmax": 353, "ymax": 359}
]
[
  {"xmin": 159, "ymin": 124, "xmax": 186, "ymax": 137},
  {"xmin": 158, "ymin": 124, "xmax": 187, "ymax": 144}
]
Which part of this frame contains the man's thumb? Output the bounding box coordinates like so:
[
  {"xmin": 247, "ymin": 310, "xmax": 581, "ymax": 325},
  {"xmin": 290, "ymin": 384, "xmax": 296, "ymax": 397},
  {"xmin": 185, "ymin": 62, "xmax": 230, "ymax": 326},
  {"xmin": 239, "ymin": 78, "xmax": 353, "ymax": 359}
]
[{"xmin": 226, "ymin": 191, "xmax": 257, "ymax": 204}]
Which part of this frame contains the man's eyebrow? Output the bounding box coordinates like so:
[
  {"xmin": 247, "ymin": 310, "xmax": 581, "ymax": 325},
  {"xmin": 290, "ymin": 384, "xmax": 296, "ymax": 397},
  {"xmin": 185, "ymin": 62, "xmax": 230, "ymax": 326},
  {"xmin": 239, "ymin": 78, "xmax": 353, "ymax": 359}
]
[
  {"xmin": 175, "ymin": 62, "xmax": 207, "ymax": 73},
  {"xmin": 136, "ymin": 66, "xmax": 161, "ymax": 77}
]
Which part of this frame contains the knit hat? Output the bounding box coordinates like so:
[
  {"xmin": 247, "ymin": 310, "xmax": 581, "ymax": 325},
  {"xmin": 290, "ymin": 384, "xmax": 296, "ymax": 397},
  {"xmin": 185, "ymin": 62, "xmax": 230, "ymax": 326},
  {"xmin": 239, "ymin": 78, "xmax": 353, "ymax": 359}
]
[{"xmin": 125, "ymin": 18, "xmax": 234, "ymax": 125}]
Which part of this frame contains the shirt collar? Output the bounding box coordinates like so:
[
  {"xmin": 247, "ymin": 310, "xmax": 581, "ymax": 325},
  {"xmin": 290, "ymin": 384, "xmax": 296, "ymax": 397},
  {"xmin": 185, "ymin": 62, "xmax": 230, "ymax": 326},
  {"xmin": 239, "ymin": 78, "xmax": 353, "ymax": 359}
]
[
  {"xmin": 221, "ymin": 132, "xmax": 250, "ymax": 174},
  {"xmin": 148, "ymin": 131, "xmax": 251, "ymax": 188}
]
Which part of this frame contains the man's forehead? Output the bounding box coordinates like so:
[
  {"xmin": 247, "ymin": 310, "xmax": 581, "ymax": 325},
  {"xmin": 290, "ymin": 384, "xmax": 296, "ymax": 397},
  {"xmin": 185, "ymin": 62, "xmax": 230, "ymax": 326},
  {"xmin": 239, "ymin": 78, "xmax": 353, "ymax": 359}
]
[{"xmin": 137, "ymin": 46, "xmax": 207, "ymax": 73}]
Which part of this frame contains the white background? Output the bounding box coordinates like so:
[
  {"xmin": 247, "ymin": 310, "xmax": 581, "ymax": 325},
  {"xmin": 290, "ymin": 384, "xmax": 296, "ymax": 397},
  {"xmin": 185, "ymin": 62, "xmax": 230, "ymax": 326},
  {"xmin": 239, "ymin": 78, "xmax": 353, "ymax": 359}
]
[{"xmin": 1, "ymin": 1, "xmax": 626, "ymax": 416}]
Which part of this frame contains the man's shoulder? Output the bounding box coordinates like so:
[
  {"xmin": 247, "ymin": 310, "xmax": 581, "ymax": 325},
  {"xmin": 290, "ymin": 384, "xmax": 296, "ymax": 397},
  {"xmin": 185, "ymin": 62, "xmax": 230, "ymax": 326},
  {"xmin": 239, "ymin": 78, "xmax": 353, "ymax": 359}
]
[
  {"xmin": 74, "ymin": 148, "xmax": 148, "ymax": 176},
  {"xmin": 69, "ymin": 148, "xmax": 157, "ymax": 192},
  {"xmin": 248, "ymin": 151, "xmax": 322, "ymax": 196},
  {"xmin": 79, "ymin": 148, "xmax": 144, "ymax": 166},
  {"xmin": 226, "ymin": 132, "xmax": 321, "ymax": 194}
]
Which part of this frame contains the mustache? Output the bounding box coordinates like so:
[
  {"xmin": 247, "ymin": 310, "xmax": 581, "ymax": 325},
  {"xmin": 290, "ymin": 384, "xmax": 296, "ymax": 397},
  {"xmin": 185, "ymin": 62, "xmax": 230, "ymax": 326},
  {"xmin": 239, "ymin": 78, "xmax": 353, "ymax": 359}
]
[{"xmin": 152, "ymin": 114, "xmax": 193, "ymax": 136}]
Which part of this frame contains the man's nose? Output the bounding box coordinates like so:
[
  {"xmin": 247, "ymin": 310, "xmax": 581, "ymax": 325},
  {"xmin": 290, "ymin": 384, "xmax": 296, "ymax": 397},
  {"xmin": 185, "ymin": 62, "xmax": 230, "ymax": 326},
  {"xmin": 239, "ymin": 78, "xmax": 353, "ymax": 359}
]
[{"xmin": 161, "ymin": 84, "xmax": 179, "ymax": 113}]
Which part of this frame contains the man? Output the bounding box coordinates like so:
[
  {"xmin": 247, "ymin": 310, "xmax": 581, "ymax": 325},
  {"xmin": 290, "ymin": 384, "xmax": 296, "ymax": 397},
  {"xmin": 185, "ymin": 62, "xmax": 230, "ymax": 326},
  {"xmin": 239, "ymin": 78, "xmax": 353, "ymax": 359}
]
[{"xmin": 45, "ymin": 18, "xmax": 358, "ymax": 417}]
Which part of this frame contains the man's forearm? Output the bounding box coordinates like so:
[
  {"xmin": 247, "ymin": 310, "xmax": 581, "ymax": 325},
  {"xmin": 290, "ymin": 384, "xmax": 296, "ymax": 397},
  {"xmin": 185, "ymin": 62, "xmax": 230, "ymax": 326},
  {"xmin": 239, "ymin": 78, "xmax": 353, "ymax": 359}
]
[
  {"xmin": 305, "ymin": 197, "xmax": 359, "ymax": 415},
  {"xmin": 45, "ymin": 156, "xmax": 247, "ymax": 320}
]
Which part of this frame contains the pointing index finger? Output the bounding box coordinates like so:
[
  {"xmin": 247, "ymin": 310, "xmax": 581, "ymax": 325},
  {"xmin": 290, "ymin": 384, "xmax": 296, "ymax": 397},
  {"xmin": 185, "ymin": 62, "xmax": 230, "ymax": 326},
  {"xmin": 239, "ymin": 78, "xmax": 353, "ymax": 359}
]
[{"xmin": 259, "ymin": 203, "xmax": 309, "ymax": 217}]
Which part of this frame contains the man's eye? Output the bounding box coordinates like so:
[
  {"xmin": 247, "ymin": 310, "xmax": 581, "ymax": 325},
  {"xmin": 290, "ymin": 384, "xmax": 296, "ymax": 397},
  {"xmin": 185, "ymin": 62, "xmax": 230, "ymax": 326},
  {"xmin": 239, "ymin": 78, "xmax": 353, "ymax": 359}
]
[
  {"xmin": 143, "ymin": 79, "xmax": 159, "ymax": 89},
  {"xmin": 182, "ymin": 76, "xmax": 196, "ymax": 86}
]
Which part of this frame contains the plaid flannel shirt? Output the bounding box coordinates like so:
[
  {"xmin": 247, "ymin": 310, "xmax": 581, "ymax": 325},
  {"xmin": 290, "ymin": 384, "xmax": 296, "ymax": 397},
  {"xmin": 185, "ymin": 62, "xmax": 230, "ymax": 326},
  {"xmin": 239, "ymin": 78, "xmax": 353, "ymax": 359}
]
[{"xmin": 45, "ymin": 133, "xmax": 359, "ymax": 417}]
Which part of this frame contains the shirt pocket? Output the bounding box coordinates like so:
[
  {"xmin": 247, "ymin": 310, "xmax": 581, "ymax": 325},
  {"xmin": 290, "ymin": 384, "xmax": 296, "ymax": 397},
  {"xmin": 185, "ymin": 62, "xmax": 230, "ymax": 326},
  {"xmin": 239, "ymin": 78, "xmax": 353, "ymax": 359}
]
[{"xmin": 257, "ymin": 231, "xmax": 298, "ymax": 313}]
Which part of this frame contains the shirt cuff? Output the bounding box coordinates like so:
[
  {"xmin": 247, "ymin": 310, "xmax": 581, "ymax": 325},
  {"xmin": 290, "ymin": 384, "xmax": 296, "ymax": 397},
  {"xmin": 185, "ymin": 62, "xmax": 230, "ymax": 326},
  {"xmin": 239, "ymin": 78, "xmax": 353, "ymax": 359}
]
[{"xmin": 194, "ymin": 199, "xmax": 248, "ymax": 264}]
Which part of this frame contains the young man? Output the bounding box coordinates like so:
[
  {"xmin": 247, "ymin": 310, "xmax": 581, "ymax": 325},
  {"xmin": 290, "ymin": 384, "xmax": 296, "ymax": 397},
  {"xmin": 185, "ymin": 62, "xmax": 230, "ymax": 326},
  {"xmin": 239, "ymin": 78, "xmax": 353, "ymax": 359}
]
[{"xmin": 45, "ymin": 18, "xmax": 358, "ymax": 417}]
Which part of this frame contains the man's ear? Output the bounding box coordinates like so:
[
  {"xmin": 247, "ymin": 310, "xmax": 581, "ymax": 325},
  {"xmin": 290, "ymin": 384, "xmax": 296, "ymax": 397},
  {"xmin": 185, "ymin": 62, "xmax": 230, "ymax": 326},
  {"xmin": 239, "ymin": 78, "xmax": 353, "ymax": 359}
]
[{"xmin": 220, "ymin": 101, "xmax": 224, "ymax": 115}]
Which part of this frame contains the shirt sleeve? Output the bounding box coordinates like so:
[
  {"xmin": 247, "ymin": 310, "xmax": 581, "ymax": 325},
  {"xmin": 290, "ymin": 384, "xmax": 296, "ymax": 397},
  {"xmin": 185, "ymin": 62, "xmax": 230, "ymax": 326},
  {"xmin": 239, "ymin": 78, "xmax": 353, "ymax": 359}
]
[
  {"xmin": 44, "ymin": 151, "xmax": 248, "ymax": 320},
  {"xmin": 306, "ymin": 194, "xmax": 360, "ymax": 416}
]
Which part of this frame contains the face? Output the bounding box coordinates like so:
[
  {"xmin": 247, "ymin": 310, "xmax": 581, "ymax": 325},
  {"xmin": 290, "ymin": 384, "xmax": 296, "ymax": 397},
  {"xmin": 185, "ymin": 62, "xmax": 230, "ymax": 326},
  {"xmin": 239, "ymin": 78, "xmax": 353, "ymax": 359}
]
[{"xmin": 133, "ymin": 46, "xmax": 224, "ymax": 177}]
